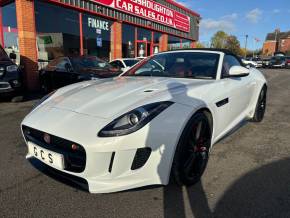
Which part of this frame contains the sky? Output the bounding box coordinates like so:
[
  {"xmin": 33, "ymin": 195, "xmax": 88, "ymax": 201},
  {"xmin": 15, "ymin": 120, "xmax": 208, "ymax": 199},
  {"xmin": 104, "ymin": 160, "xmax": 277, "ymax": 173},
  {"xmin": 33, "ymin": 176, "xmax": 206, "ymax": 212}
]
[{"xmin": 175, "ymin": 0, "xmax": 290, "ymax": 50}]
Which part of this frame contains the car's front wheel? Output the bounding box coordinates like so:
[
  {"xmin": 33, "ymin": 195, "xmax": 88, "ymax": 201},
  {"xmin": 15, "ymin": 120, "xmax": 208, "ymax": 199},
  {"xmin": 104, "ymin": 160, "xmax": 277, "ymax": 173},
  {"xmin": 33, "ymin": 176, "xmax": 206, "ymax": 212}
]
[
  {"xmin": 171, "ymin": 111, "xmax": 212, "ymax": 186},
  {"xmin": 252, "ymin": 86, "xmax": 267, "ymax": 122}
]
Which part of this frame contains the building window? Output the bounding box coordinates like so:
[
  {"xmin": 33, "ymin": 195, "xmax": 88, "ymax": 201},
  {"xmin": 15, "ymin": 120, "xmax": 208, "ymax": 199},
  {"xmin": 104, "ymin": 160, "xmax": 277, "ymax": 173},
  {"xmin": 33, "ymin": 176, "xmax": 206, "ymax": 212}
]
[
  {"xmin": 153, "ymin": 32, "xmax": 162, "ymax": 54},
  {"xmin": 35, "ymin": 1, "xmax": 81, "ymax": 62},
  {"xmin": 82, "ymin": 14, "xmax": 112, "ymax": 62},
  {"xmin": 2, "ymin": 2, "xmax": 19, "ymax": 59},
  {"xmin": 136, "ymin": 27, "xmax": 151, "ymax": 57},
  {"xmin": 122, "ymin": 24, "xmax": 135, "ymax": 58},
  {"xmin": 168, "ymin": 35, "xmax": 181, "ymax": 50},
  {"xmin": 181, "ymin": 39, "xmax": 193, "ymax": 49}
]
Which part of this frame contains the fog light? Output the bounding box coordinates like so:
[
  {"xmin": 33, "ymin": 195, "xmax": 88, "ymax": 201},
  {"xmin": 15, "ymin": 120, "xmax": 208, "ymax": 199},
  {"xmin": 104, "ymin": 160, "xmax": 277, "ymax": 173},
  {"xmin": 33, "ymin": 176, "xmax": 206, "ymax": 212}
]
[{"xmin": 11, "ymin": 80, "xmax": 21, "ymax": 87}]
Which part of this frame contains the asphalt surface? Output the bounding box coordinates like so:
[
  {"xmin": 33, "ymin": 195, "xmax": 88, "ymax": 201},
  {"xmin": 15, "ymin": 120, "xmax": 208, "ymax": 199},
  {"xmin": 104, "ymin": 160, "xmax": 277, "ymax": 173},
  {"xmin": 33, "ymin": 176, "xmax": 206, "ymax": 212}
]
[{"xmin": 1, "ymin": 69, "xmax": 290, "ymax": 218}]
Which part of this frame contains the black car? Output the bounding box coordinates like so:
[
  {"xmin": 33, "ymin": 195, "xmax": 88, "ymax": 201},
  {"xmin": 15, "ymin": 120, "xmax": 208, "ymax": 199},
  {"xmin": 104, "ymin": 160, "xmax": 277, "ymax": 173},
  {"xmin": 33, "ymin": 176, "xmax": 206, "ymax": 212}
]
[
  {"xmin": 262, "ymin": 58, "xmax": 271, "ymax": 68},
  {"xmin": 0, "ymin": 46, "xmax": 23, "ymax": 98},
  {"xmin": 269, "ymin": 56, "xmax": 286, "ymax": 68},
  {"xmin": 39, "ymin": 56, "xmax": 122, "ymax": 92}
]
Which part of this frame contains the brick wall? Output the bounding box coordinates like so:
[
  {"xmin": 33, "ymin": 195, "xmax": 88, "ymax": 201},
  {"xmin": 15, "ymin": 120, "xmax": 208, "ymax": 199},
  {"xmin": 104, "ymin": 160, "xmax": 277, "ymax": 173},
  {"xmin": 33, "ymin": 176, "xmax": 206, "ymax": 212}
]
[
  {"xmin": 15, "ymin": 0, "xmax": 38, "ymax": 91},
  {"xmin": 110, "ymin": 21, "xmax": 122, "ymax": 60},
  {"xmin": 262, "ymin": 41, "xmax": 276, "ymax": 56},
  {"xmin": 190, "ymin": 41, "xmax": 196, "ymax": 48},
  {"xmin": 279, "ymin": 38, "xmax": 290, "ymax": 53},
  {"xmin": 159, "ymin": 34, "xmax": 168, "ymax": 52}
]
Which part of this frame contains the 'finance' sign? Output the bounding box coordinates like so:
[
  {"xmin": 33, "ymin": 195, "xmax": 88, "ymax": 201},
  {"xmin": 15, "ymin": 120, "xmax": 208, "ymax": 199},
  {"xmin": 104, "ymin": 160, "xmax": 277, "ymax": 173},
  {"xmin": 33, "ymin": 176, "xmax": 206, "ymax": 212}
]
[{"xmin": 88, "ymin": 17, "xmax": 110, "ymax": 31}]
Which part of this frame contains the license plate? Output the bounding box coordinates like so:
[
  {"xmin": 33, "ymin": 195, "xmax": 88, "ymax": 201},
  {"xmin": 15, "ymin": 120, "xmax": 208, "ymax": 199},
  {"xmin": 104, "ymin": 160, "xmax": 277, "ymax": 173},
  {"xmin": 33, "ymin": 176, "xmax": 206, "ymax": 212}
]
[{"xmin": 28, "ymin": 142, "xmax": 65, "ymax": 170}]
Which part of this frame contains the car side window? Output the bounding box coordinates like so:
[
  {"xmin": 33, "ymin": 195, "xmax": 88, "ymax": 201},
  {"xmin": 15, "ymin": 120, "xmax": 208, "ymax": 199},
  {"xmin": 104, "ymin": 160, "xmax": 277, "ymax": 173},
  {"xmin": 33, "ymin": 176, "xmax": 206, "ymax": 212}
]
[
  {"xmin": 110, "ymin": 61, "xmax": 124, "ymax": 69},
  {"xmin": 222, "ymin": 55, "xmax": 241, "ymax": 78},
  {"xmin": 118, "ymin": 61, "xmax": 125, "ymax": 68},
  {"xmin": 110, "ymin": 61, "xmax": 118, "ymax": 68}
]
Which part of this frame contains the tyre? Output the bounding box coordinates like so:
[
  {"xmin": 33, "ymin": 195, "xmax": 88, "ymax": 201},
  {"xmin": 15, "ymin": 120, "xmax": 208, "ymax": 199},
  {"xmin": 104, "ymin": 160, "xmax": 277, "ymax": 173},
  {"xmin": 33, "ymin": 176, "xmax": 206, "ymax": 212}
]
[
  {"xmin": 252, "ymin": 86, "xmax": 267, "ymax": 122},
  {"xmin": 171, "ymin": 111, "xmax": 212, "ymax": 186},
  {"xmin": 11, "ymin": 96, "xmax": 23, "ymax": 103}
]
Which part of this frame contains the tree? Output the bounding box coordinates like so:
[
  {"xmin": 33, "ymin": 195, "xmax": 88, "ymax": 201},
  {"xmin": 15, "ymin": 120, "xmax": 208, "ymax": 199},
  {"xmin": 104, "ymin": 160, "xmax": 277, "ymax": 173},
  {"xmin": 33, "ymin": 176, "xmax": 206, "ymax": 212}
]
[
  {"xmin": 210, "ymin": 31, "xmax": 228, "ymax": 49},
  {"xmin": 239, "ymin": 48, "xmax": 247, "ymax": 57},
  {"xmin": 225, "ymin": 35, "xmax": 241, "ymax": 55},
  {"xmin": 196, "ymin": 42, "xmax": 205, "ymax": 48}
]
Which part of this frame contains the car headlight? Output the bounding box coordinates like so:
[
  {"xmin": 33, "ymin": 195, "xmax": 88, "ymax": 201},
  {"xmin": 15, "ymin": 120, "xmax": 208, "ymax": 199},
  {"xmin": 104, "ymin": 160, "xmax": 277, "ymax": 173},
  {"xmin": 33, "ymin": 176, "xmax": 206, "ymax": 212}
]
[
  {"xmin": 6, "ymin": 65, "xmax": 18, "ymax": 72},
  {"xmin": 98, "ymin": 101, "xmax": 174, "ymax": 137},
  {"xmin": 32, "ymin": 90, "xmax": 56, "ymax": 111}
]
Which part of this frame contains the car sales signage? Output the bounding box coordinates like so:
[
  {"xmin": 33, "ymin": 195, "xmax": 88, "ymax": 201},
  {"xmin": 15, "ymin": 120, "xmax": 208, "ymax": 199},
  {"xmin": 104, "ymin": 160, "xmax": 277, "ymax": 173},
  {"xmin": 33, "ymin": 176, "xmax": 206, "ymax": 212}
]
[{"xmin": 89, "ymin": 0, "xmax": 190, "ymax": 32}]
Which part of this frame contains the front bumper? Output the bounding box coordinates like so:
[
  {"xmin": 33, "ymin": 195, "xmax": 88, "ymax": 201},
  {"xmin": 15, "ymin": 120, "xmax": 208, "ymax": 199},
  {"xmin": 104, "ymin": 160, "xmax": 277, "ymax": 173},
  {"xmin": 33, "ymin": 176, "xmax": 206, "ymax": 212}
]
[
  {"xmin": 21, "ymin": 104, "xmax": 191, "ymax": 193},
  {"xmin": 0, "ymin": 80, "xmax": 22, "ymax": 95}
]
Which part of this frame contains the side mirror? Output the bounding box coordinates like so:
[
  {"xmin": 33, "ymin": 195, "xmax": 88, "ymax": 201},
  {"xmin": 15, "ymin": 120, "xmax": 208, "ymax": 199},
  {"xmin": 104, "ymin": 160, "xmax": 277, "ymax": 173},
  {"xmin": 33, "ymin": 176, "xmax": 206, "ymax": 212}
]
[
  {"xmin": 9, "ymin": 53, "xmax": 17, "ymax": 60},
  {"xmin": 229, "ymin": 66, "xmax": 250, "ymax": 77}
]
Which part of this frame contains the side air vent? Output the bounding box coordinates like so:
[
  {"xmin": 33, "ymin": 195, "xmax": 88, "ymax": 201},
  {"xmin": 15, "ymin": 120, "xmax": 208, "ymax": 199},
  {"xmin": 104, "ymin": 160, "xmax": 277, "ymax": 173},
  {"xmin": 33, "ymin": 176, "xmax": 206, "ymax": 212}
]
[{"xmin": 131, "ymin": 148, "xmax": 152, "ymax": 170}]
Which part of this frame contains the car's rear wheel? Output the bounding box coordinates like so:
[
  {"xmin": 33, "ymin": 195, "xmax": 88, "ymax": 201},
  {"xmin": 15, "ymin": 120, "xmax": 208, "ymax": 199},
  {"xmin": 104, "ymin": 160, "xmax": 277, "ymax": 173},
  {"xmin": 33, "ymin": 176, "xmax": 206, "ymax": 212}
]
[
  {"xmin": 252, "ymin": 86, "xmax": 267, "ymax": 122},
  {"xmin": 171, "ymin": 112, "xmax": 212, "ymax": 186}
]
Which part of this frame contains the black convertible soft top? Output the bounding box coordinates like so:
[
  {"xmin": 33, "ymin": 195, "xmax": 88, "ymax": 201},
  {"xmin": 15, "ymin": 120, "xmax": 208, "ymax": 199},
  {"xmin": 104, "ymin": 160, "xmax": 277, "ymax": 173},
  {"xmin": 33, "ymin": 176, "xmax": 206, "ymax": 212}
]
[{"xmin": 163, "ymin": 48, "xmax": 236, "ymax": 55}]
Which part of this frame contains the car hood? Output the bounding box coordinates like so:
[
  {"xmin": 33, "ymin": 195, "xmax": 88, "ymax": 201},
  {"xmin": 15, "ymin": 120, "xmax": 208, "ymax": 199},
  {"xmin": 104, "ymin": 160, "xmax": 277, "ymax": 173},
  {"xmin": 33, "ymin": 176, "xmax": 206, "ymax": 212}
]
[{"xmin": 43, "ymin": 77, "xmax": 214, "ymax": 119}]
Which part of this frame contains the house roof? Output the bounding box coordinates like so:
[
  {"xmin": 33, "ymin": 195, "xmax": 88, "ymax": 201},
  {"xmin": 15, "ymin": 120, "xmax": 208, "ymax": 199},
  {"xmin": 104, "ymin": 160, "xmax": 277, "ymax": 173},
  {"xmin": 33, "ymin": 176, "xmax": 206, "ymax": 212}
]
[{"xmin": 266, "ymin": 31, "xmax": 290, "ymax": 41}]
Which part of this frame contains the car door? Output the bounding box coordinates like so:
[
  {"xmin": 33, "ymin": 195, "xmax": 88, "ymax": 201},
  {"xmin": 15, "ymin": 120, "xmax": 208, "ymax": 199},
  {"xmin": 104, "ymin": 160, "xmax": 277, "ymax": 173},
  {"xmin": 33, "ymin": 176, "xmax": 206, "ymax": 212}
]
[
  {"xmin": 219, "ymin": 55, "xmax": 254, "ymax": 127},
  {"xmin": 53, "ymin": 57, "xmax": 73, "ymax": 89}
]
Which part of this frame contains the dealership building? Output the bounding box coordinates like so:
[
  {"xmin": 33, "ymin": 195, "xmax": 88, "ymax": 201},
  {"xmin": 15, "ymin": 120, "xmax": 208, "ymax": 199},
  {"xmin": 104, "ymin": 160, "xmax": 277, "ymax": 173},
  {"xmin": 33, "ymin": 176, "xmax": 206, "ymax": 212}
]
[{"xmin": 0, "ymin": 0, "xmax": 200, "ymax": 90}]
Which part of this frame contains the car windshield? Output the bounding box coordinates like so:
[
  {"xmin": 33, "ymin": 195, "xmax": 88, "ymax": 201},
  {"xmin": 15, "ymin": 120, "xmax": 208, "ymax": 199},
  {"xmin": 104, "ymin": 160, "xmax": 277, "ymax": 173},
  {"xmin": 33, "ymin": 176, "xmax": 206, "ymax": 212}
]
[
  {"xmin": 123, "ymin": 52, "xmax": 220, "ymax": 79},
  {"xmin": 71, "ymin": 56, "xmax": 112, "ymax": 70},
  {"xmin": 271, "ymin": 56, "xmax": 285, "ymax": 61},
  {"xmin": 0, "ymin": 46, "xmax": 10, "ymax": 62},
  {"xmin": 123, "ymin": 59, "xmax": 139, "ymax": 67}
]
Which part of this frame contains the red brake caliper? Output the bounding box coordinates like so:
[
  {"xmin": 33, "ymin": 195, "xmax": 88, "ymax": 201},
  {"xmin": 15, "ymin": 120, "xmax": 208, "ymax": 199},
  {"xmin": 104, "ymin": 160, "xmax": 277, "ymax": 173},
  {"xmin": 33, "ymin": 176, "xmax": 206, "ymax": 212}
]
[{"xmin": 194, "ymin": 138, "xmax": 207, "ymax": 152}]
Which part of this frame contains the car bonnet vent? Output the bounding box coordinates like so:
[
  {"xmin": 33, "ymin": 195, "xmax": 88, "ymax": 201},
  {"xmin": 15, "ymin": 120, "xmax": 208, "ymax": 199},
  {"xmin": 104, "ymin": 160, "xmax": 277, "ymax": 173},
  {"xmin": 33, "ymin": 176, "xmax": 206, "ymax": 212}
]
[{"xmin": 143, "ymin": 89, "xmax": 158, "ymax": 93}]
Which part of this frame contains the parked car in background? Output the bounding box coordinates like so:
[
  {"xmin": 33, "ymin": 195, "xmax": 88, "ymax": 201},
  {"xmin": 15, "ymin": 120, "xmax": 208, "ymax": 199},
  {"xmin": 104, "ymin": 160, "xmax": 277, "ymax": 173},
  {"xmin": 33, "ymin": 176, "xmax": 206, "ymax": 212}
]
[
  {"xmin": 109, "ymin": 58, "xmax": 140, "ymax": 72},
  {"xmin": 39, "ymin": 56, "xmax": 122, "ymax": 93},
  {"xmin": 285, "ymin": 56, "xmax": 290, "ymax": 68},
  {"xmin": 0, "ymin": 45, "xmax": 23, "ymax": 100},
  {"xmin": 262, "ymin": 58, "xmax": 271, "ymax": 68},
  {"xmin": 242, "ymin": 58, "xmax": 258, "ymax": 68},
  {"xmin": 252, "ymin": 57, "xmax": 263, "ymax": 68},
  {"xmin": 269, "ymin": 56, "xmax": 286, "ymax": 68}
]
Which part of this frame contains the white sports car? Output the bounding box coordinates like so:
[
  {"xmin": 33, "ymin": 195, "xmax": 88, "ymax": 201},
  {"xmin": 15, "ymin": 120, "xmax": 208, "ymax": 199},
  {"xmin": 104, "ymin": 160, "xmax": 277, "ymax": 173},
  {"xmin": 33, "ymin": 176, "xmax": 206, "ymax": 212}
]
[{"xmin": 21, "ymin": 49, "xmax": 267, "ymax": 193}]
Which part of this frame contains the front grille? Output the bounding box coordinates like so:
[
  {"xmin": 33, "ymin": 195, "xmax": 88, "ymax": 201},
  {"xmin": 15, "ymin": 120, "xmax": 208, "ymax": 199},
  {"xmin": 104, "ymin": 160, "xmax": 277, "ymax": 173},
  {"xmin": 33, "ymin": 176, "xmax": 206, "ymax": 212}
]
[
  {"xmin": 0, "ymin": 82, "xmax": 10, "ymax": 89},
  {"xmin": 22, "ymin": 125, "xmax": 86, "ymax": 173},
  {"xmin": 131, "ymin": 148, "xmax": 152, "ymax": 170}
]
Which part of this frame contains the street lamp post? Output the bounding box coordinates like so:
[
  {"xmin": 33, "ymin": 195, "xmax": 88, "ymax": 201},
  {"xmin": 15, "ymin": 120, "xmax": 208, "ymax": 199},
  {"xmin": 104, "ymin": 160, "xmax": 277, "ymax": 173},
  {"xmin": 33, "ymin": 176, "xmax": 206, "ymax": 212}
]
[{"xmin": 244, "ymin": 34, "xmax": 248, "ymax": 58}]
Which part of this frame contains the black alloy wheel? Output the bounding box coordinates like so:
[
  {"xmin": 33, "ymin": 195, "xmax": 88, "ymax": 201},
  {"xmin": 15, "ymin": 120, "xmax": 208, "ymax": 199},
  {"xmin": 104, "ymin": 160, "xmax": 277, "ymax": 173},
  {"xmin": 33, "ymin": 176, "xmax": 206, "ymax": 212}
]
[
  {"xmin": 171, "ymin": 112, "xmax": 212, "ymax": 186},
  {"xmin": 252, "ymin": 86, "xmax": 267, "ymax": 122}
]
